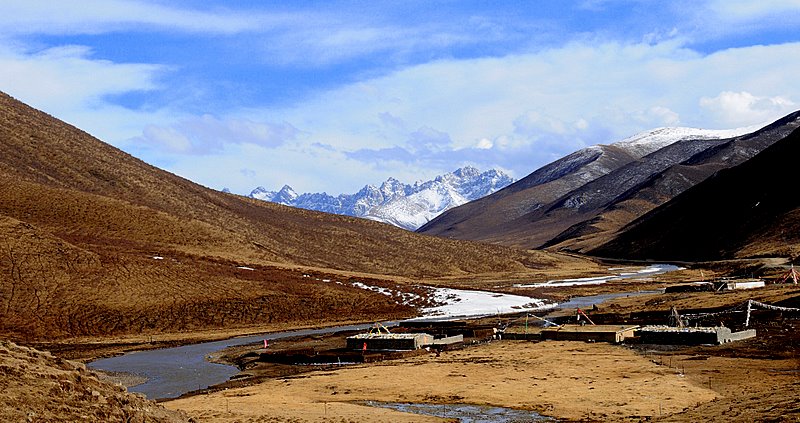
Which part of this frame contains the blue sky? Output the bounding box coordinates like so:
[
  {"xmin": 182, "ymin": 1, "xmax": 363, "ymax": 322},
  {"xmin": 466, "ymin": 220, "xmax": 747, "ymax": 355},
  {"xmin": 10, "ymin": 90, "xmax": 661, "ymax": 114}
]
[{"xmin": 2, "ymin": 1, "xmax": 800, "ymax": 194}]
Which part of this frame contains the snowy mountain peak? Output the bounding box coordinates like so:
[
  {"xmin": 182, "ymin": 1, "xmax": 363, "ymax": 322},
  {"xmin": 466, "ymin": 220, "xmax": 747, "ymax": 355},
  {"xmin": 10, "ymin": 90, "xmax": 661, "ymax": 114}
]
[
  {"xmin": 249, "ymin": 167, "xmax": 514, "ymax": 230},
  {"xmin": 274, "ymin": 185, "xmax": 298, "ymax": 203},
  {"xmin": 247, "ymin": 184, "xmax": 298, "ymax": 204},
  {"xmin": 453, "ymin": 165, "xmax": 481, "ymax": 178}
]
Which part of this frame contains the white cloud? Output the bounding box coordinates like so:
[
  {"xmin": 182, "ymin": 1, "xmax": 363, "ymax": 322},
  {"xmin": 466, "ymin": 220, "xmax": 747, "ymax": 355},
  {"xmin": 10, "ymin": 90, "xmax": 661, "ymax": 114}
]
[
  {"xmin": 273, "ymin": 39, "xmax": 798, "ymax": 145},
  {"xmin": 700, "ymin": 91, "xmax": 796, "ymax": 126},
  {"xmin": 632, "ymin": 106, "xmax": 682, "ymax": 127},
  {"xmin": 476, "ymin": 138, "xmax": 493, "ymax": 149},
  {"xmin": 207, "ymin": 39, "xmax": 799, "ymax": 192},
  {"xmin": 688, "ymin": 0, "xmax": 800, "ymax": 40},
  {"xmin": 0, "ymin": 44, "xmax": 163, "ymax": 111},
  {"xmin": 706, "ymin": 0, "xmax": 800, "ymax": 21},
  {"xmin": 0, "ymin": 0, "xmax": 285, "ymax": 35},
  {"xmin": 0, "ymin": 1, "xmax": 526, "ymax": 68},
  {"xmin": 2, "ymin": 8, "xmax": 799, "ymax": 195},
  {"xmin": 140, "ymin": 125, "xmax": 192, "ymax": 153},
  {"xmin": 0, "ymin": 42, "xmax": 176, "ymax": 144}
]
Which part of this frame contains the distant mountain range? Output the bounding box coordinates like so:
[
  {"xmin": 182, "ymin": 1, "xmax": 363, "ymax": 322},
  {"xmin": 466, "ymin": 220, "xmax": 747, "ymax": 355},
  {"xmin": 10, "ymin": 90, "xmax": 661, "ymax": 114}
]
[
  {"xmin": 418, "ymin": 119, "xmax": 800, "ymax": 257},
  {"xmin": 249, "ymin": 167, "xmax": 514, "ymax": 230}
]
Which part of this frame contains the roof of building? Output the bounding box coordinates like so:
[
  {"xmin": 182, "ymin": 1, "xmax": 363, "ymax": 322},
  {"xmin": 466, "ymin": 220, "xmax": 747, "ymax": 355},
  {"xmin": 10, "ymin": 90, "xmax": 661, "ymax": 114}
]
[
  {"xmin": 543, "ymin": 325, "xmax": 639, "ymax": 333},
  {"xmin": 347, "ymin": 333, "xmax": 431, "ymax": 340},
  {"xmin": 638, "ymin": 325, "xmax": 720, "ymax": 333}
]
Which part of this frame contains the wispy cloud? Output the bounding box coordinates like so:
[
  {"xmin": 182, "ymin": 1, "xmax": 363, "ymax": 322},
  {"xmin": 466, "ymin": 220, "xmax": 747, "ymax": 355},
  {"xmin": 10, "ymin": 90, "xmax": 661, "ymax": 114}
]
[
  {"xmin": 134, "ymin": 115, "xmax": 300, "ymax": 154},
  {"xmin": 0, "ymin": 0, "xmax": 290, "ymax": 35},
  {"xmin": 255, "ymin": 39, "xmax": 799, "ymax": 190},
  {"xmin": 705, "ymin": 0, "xmax": 800, "ymax": 21},
  {"xmin": 681, "ymin": 0, "xmax": 800, "ymax": 41},
  {"xmin": 0, "ymin": 44, "xmax": 163, "ymax": 108}
]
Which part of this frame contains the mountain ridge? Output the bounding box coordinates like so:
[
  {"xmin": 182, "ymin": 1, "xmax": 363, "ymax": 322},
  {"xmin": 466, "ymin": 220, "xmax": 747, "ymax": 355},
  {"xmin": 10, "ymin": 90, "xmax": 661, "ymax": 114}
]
[{"xmin": 250, "ymin": 166, "xmax": 514, "ymax": 230}]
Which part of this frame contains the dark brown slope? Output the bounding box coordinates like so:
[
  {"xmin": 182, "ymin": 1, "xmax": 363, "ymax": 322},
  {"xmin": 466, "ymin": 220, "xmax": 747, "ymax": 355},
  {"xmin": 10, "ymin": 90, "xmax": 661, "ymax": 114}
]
[
  {"xmin": 543, "ymin": 112, "xmax": 800, "ymax": 252},
  {"xmin": 417, "ymin": 144, "xmax": 639, "ymax": 247},
  {"xmin": 0, "ymin": 92, "xmax": 596, "ymax": 342},
  {"xmin": 590, "ymin": 126, "xmax": 800, "ymax": 261}
]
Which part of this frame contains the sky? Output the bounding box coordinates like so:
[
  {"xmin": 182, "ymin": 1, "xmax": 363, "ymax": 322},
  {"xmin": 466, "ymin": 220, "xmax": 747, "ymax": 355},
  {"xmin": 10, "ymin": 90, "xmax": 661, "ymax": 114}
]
[{"xmin": 1, "ymin": 0, "xmax": 800, "ymax": 195}]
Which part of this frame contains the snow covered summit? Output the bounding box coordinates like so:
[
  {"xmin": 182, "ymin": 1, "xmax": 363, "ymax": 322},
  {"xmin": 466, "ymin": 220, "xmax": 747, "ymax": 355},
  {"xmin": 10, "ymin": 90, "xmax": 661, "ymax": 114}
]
[{"xmin": 248, "ymin": 167, "xmax": 514, "ymax": 230}]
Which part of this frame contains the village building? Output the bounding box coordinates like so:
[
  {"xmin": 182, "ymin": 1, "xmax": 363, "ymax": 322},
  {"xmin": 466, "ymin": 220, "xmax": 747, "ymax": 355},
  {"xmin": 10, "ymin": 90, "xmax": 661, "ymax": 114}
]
[{"xmin": 540, "ymin": 324, "xmax": 639, "ymax": 343}]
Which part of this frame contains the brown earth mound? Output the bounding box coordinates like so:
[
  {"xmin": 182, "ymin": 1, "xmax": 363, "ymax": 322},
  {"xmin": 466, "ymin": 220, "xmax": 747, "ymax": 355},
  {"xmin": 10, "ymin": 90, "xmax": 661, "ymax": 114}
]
[{"xmin": 0, "ymin": 340, "xmax": 186, "ymax": 422}]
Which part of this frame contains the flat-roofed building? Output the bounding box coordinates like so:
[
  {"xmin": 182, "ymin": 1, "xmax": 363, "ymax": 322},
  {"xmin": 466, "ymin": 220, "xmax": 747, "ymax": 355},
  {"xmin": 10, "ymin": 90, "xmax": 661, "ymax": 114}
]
[
  {"xmin": 346, "ymin": 333, "xmax": 434, "ymax": 351},
  {"xmin": 541, "ymin": 325, "xmax": 639, "ymax": 343}
]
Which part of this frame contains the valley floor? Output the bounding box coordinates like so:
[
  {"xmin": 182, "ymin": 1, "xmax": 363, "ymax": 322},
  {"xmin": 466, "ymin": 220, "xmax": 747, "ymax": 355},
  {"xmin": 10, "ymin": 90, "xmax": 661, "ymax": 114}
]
[
  {"xmin": 163, "ymin": 283, "xmax": 800, "ymax": 422},
  {"xmin": 10, "ymin": 263, "xmax": 799, "ymax": 422}
]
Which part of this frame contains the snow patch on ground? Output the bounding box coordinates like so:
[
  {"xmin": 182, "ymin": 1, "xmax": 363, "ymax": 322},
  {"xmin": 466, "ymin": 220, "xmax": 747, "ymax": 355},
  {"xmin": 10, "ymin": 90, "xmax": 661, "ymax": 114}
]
[
  {"xmin": 415, "ymin": 287, "xmax": 554, "ymax": 320},
  {"xmin": 514, "ymin": 264, "xmax": 683, "ymax": 288},
  {"xmin": 351, "ymin": 282, "xmax": 393, "ymax": 297},
  {"xmin": 344, "ymin": 280, "xmax": 549, "ymax": 318}
]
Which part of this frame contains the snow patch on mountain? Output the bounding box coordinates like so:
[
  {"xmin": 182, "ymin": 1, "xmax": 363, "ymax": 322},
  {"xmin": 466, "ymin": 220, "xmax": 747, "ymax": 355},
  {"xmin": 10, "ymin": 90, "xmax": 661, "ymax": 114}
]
[
  {"xmin": 611, "ymin": 125, "xmax": 762, "ymax": 158},
  {"xmin": 249, "ymin": 166, "xmax": 514, "ymax": 230}
]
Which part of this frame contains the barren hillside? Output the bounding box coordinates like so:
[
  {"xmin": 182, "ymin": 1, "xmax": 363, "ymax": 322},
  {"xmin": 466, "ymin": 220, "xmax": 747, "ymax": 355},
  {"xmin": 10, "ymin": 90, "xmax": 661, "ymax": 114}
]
[{"xmin": 0, "ymin": 92, "xmax": 597, "ymax": 342}]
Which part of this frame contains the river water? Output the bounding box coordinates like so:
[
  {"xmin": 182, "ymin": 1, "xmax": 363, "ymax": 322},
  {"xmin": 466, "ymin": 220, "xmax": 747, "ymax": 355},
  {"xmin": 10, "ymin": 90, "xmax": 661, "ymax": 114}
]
[
  {"xmin": 89, "ymin": 322, "xmax": 390, "ymax": 399},
  {"xmin": 89, "ymin": 265, "xmax": 677, "ymax": 400},
  {"xmin": 362, "ymin": 401, "xmax": 555, "ymax": 422}
]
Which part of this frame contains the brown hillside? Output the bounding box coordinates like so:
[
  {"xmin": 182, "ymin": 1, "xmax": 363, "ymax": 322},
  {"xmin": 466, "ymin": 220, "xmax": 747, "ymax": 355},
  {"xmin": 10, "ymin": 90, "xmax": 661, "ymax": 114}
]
[
  {"xmin": 0, "ymin": 92, "xmax": 600, "ymax": 342},
  {"xmin": 421, "ymin": 112, "xmax": 800, "ymax": 255},
  {"xmin": 544, "ymin": 112, "xmax": 800, "ymax": 252},
  {"xmin": 0, "ymin": 91, "xmax": 558, "ymax": 276}
]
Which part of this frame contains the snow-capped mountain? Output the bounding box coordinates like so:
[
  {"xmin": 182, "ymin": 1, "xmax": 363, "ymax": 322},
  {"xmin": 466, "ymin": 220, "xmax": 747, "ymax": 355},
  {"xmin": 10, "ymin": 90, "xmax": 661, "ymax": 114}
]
[{"xmin": 249, "ymin": 167, "xmax": 514, "ymax": 230}]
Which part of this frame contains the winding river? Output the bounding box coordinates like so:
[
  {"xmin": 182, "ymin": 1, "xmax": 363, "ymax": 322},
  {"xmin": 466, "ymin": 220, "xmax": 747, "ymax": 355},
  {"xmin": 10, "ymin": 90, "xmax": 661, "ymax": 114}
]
[
  {"xmin": 89, "ymin": 322, "xmax": 390, "ymax": 399},
  {"xmin": 89, "ymin": 264, "xmax": 678, "ymax": 400}
]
